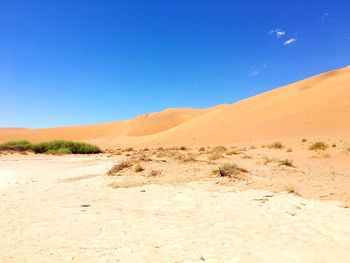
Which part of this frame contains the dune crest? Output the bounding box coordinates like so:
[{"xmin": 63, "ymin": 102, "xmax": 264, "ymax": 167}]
[{"xmin": 1, "ymin": 66, "xmax": 350, "ymax": 148}]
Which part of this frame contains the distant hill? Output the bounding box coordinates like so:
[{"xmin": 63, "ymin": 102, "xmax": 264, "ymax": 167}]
[{"xmin": 1, "ymin": 66, "xmax": 349, "ymax": 148}]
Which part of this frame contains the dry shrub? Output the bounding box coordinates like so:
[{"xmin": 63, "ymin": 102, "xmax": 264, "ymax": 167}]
[
  {"xmin": 208, "ymin": 153, "xmax": 223, "ymax": 161},
  {"xmin": 286, "ymin": 148, "xmax": 293, "ymax": 152},
  {"xmin": 226, "ymin": 150, "xmax": 240, "ymax": 155},
  {"xmin": 309, "ymin": 141, "xmax": 328, "ymax": 151},
  {"xmin": 284, "ymin": 184, "xmax": 301, "ymax": 196},
  {"xmin": 302, "ymin": 138, "xmax": 307, "ymax": 142},
  {"xmin": 148, "ymin": 169, "xmax": 161, "ymax": 176},
  {"xmin": 134, "ymin": 163, "xmax": 144, "ymax": 172},
  {"xmin": 279, "ymin": 159, "xmax": 294, "ymax": 167},
  {"xmin": 268, "ymin": 142, "xmax": 283, "ymax": 149},
  {"xmin": 122, "ymin": 147, "xmax": 134, "ymax": 152},
  {"xmin": 107, "ymin": 160, "xmax": 132, "ymax": 175},
  {"xmin": 179, "ymin": 146, "xmax": 188, "ymax": 150},
  {"xmin": 175, "ymin": 152, "xmax": 197, "ymax": 163},
  {"xmin": 198, "ymin": 147, "xmax": 206, "ymax": 152},
  {"xmin": 263, "ymin": 157, "xmax": 279, "ymax": 165},
  {"xmin": 210, "ymin": 145, "xmax": 227, "ymax": 153},
  {"xmin": 213, "ymin": 163, "xmax": 248, "ymax": 179}
]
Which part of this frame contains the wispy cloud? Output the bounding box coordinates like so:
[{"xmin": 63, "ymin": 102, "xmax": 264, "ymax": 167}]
[
  {"xmin": 268, "ymin": 28, "xmax": 285, "ymax": 38},
  {"xmin": 284, "ymin": 38, "xmax": 297, "ymax": 46},
  {"xmin": 249, "ymin": 70, "xmax": 260, "ymax": 77},
  {"xmin": 320, "ymin": 12, "xmax": 335, "ymax": 25}
]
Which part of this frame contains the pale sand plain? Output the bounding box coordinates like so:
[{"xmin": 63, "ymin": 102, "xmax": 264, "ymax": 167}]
[{"xmin": 1, "ymin": 147, "xmax": 350, "ymax": 262}]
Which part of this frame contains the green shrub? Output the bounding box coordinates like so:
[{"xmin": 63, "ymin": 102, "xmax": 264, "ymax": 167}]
[
  {"xmin": 0, "ymin": 140, "xmax": 101, "ymax": 154},
  {"xmin": 47, "ymin": 148, "xmax": 72, "ymax": 155}
]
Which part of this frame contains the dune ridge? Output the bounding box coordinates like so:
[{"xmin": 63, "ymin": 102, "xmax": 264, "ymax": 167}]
[{"xmin": 1, "ymin": 66, "xmax": 350, "ymax": 148}]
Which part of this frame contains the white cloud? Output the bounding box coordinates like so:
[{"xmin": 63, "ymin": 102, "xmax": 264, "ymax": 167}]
[
  {"xmin": 320, "ymin": 12, "xmax": 329, "ymax": 20},
  {"xmin": 269, "ymin": 28, "xmax": 285, "ymax": 38},
  {"xmin": 249, "ymin": 70, "xmax": 260, "ymax": 77},
  {"xmin": 284, "ymin": 38, "xmax": 297, "ymax": 45}
]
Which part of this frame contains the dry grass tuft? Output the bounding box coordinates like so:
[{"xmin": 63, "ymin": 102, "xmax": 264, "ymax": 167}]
[
  {"xmin": 175, "ymin": 152, "xmax": 197, "ymax": 163},
  {"xmin": 226, "ymin": 150, "xmax": 240, "ymax": 155},
  {"xmin": 286, "ymin": 148, "xmax": 293, "ymax": 153},
  {"xmin": 268, "ymin": 142, "xmax": 283, "ymax": 149},
  {"xmin": 210, "ymin": 145, "xmax": 228, "ymax": 153},
  {"xmin": 107, "ymin": 160, "xmax": 132, "ymax": 175},
  {"xmin": 302, "ymin": 138, "xmax": 307, "ymax": 142},
  {"xmin": 284, "ymin": 184, "xmax": 301, "ymax": 196},
  {"xmin": 309, "ymin": 141, "xmax": 328, "ymax": 151},
  {"xmin": 213, "ymin": 163, "xmax": 248, "ymax": 179},
  {"xmin": 279, "ymin": 159, "xmax": 295, "ymax": 167},
  {"xmin": 148, "ymin": 169, "xmax": 161, "ymax": 177},
  {"xmin": 134, "ymin": 163, "xmax": 144, "ymax": 172},
  {"xmin": 208, "ymin": 153, "xmax": 223, "ymax": 161},
  {"xmin": 198, "ymin": 147, "xmax": 206, "ymax": 152}
]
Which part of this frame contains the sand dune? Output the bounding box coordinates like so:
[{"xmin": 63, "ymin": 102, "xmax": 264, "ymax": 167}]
[{"xmin": 1, "ymin": 66, "xmax": 349, "ymax": 148}]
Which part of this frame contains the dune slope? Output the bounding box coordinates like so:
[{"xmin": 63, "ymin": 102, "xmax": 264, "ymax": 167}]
[{"xmin": 1, "ymin": 66, "xmax": 349, "ymax": 148}]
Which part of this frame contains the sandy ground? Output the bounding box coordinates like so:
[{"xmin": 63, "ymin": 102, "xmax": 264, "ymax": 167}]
[{"xmin": 1, "ymin": 152, "xmax": 350, "ymax": 262}]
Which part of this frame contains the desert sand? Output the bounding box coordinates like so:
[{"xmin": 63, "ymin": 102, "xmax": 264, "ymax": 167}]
[
  {"xmin": 1, "ymin": 66, "xmax": 350, "ymax": 262},
  {"xmin": 0, "ymin": 66, "xmax": 349, "ymax": 148},
  {"xmin": 1, "ymin": 152, "xmax": 350, "ymax": 263}
]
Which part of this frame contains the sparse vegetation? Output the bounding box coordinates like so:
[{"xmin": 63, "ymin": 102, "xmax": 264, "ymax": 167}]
[
  {"xmin": 332, "ymin": 144, "xmax": 336, "ymax": 147},
  {"xmin": 284, "ymin": 184, "xmax": 301, "ymax": 196},
  {"xmin": 149, "ymin": 169, "xmax": 161, "ymax": 176},
  {"xmin": 179, "ymin": 146, "xmax": 187, "ymax": 151},
  {"xmin": 213, "ymin": 163, "xmax": 248, "ymax": 179},
  {"xmin": 175, "ymin": 152, "xmax": 197, "ymax": 163},
  {"xmin": 108, "ymin": 160, "xmax": 132, "ymax": 175},
  {"xmin": 268, "ymin": 142, "xmax": 283, "ymax": 149},
  {"xmin": 134, "ymin": 163, "xmax": 144, "ymax": 172},
  {"xmin": 198, "ymin": 147, "xmax": 206, "ymax": 152},
  {"xmin": 0, "ymin": 140, "xmax": 101, "ymax": 154},
  {"xmin": 287, "ymin": 148, "xmax": 293, "ymax": 152},
  {"xmin": 309, "ymin": 141, "xmax": 328, "ymax": 151},
  {"xmin": 208, "ymin": 153, "xmax": 223, "ymax": 161},
  {"xmin": 210, "ymin": 145, "xmax": 227, "ymax": 153},
  {"xmin": 302, "ymin": 138, "xmax": 307, "ymax": 142},
  {"xmin": 279, "ymin": 159, "xmax": 294, "ymax": 167}
]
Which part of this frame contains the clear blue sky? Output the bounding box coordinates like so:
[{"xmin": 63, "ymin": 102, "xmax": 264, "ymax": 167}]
[{"xmin": 1, "ymin": 0, "xmax": 349, "ymax": 128}]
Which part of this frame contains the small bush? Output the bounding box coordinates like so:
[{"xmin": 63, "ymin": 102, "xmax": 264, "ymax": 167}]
[
  {"xmin": 268, "ymin": 142, "xmax": 283, "ymax": 149},
  {"xmin": 210, "ymin": 146, "xmax": 227, "ymax": 153},
  {"xmin": 47, "ymin": 148, "xmax": 72, "ymax": 155},
  {"xmin": 149, "ymin": 169, "xmax": 161, "ymax": 176},
  {"xmin": 279, "ymin": 159, "xmax": 294, "ymax": 167},
  {"xmin": 175, "ymin": 152, "xmax": 197, "ymax": 163},
  {"xmin": 0, "ymin": 140, "xmax": 32, "ymax": 152},
  {"xmin": 309, "ymin": 142, "xmax": 328, "ymax": 151},
  {"xmin": 302, "ymin": 138, "xmax": 307, "ymax": 143},
  {"xmin": 332, "ymin": 144, "xmax": 336, "ymax": 147},
  {"xmin": 284, "ymin": 184, "xmax": 301, "ymax": 196},
  {"xmin": 179, "ymin": 146, "xmax": 187, "ymax": 151},
  {"xmin": 286, "ymin": 148, "xmax": 293, "ymax": 152},
  {"xmin": 208, "ymin": 153, "xmax": 223, "ymax": 161},
  {"xmin": 198, "ymin": 147, "xmax": 206, "ymax": 152},
  {"xmin": 134, "ymin": 164, "xmax": 144, "ymax": 172},
  {"xmin": 31, "ymin": 140, "xmax": 101, "ymax": 154},
  {"xmin": 213, "ymin": 163, "xmax": 247, "ymax": 179},
  {"xmin": 108, "ymin": 160, "xmax": 132, "ymax": 175}
]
